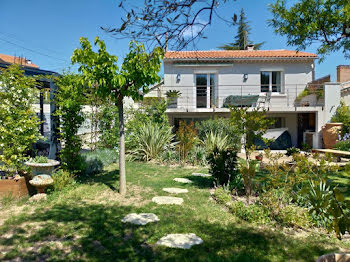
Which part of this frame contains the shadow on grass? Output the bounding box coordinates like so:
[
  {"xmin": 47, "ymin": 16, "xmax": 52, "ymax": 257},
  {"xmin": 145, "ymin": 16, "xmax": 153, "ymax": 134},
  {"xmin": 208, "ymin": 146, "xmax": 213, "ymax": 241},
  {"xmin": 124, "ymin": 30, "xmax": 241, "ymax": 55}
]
[
  {"xmin": 184, "ymin": 175, "xmax": 214, "ymax": 189},
  {"xmin": 80, "ymin": 169, "xmax": 120, "ymax": 192},
  {"xmin": 0, "ymin": 202, "xmax": 338, "ymax": 262}
]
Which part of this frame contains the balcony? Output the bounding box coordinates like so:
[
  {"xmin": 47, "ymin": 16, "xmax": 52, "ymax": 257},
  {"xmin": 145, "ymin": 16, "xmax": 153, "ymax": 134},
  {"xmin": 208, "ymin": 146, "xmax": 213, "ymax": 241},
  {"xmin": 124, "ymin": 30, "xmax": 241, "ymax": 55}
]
[{"xmin": 163, "ymin": 84, "xmax": 325, "ymax": 113}]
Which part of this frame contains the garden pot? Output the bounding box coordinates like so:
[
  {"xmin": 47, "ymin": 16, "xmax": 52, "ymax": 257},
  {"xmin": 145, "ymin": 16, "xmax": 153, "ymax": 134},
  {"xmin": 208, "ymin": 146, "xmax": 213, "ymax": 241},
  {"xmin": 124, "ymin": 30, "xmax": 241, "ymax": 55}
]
[
  {"xmin": 0, "ymin": 177, "xmax": 29, "ymax": 198},
  {"xmin": 167, "ymin": 97, "xmax": 178, "ymax": 108},
  {"xmin": 255, "ymin": 155, "xmax": 263, "ymax": 161},
  {"xmin": 29, "ymin": 174, "xmax": 53, "ymax": 194},
  {"xmin": 25, "ymin": 159, "xmax": 60, "ymax": 177},
  {"xmin": 322, "ymin": 123, "xmax": 343, "ymax": 149}
]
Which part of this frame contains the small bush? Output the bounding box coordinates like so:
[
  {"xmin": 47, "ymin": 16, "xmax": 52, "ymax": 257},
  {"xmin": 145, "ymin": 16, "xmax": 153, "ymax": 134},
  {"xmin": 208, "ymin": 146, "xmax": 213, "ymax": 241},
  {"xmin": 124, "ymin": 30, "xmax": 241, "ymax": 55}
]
[
  {"xmin": 213, "ymin": 187, "xmax": 232, "ymax": 204},
  {"xmin": 158, "ymin": 149, "xmax": 179, "ymax": 164},
  {"xmin": 80, "ymin": 148, "xmax": 117, "ymax": 176},
  {"xmin": 188, "ymin": 146, "xmax": 207, "ymax": 166},
  {"xmin": 331, "ymin": 101, "xmax": 350, "ymax": 134},
  {"xmin": 277, "ymin": 205, "xmax": 312, "ymax": 228},
  {"xmin": 52, "ymin": 169, "xmax": 75, "ymax": 191},
  {"xmin": 207, "ymin": 147, "xmax": 238, "ymax": 186},
  {"xmin": 176, "ymin": 121, "xmax": 198, "ymax": 162},
  {"xmin": 334, "ymin": 140, "xmax": 350, "ymax": 151},
  {"xmin": 286, "ymin": 147, "xmax": 301, "ymax": 156},
  {"xmin": 202, "ymin": 131, "xmax": 230, "ymax": 153},
  {"xmin": 230, "ymin": 201, "xmax": 271, "ymax": 224}
]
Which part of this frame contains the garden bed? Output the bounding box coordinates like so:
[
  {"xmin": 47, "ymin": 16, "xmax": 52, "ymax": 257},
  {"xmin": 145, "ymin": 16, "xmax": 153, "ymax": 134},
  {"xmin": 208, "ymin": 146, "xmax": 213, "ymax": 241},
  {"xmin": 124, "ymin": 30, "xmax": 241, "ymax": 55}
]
[{"xmin": 0, "ymin": 177, "xmax": 29, "ymax": 198}]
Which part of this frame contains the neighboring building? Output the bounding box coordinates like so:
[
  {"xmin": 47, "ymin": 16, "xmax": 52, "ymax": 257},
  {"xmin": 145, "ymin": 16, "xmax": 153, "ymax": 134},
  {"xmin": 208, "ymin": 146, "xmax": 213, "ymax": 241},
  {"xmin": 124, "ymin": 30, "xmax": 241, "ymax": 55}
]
[
  {"xmin": 339, "ymin": 65, "xmax": 350, "ymax": 104},
  {"xmin": 163, "ymin": 49, "xmax": 341, "ymax": 149}
]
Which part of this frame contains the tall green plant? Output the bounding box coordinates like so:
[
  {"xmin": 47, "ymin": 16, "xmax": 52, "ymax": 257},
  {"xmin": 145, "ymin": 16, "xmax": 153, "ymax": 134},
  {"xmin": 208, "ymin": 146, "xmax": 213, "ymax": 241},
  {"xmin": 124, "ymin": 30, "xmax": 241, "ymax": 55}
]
[
  {"xmin": 176, "ymin": 121, "xmax": 198, "ymax": 162},
  {"xmin": 72, "ymin": 37, "xmax": 163, "ymax": 194},
  {"xmin": 332, "ymin": 101, "xmax": 350, "ymax": 135},
  {"xmin": 0, "ymin": 65, "xmax": 41, "ymax": 174},
  {"xmin": 54, "ymin": 73, "xmax": 85, "ymax": 173},
  {"xmin": 129, "ymin": 122, "xmax": 175, "ymax": 161}
]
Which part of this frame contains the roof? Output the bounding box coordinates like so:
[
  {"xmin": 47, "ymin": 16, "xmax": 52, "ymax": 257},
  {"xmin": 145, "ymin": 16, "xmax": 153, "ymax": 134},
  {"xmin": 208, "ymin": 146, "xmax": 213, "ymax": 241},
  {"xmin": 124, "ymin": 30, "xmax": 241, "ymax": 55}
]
[
  {"xmin": 164, "ymin": 50, "xmax": 318, "ymax": 60},
  {"xmin": 0, "ymin": 54, "xmax": 39, "ymax": 68}
]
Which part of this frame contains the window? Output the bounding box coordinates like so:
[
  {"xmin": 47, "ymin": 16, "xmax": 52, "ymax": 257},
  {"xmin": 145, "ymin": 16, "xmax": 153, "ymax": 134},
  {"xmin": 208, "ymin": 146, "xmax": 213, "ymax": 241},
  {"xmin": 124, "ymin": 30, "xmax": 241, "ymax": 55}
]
[
  {"xmin": 196, "ymin": 73, "xmax": 216, "ymax": 108},
  {"xmin": 260, "ymin": 71, "xmax": 282, "ymax": 93},
  {"xmin": 269, "ymin": 117, "xmax": 286, "ymax": 129}
]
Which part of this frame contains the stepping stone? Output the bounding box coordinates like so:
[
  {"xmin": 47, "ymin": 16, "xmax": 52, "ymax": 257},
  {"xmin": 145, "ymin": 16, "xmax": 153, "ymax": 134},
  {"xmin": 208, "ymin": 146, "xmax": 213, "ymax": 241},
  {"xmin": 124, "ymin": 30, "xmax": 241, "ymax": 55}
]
[
  {"xmin": 192, "ymin": 173, "xmax": 211, "ymax": 177},
  {"xmin": 121, "ymin": 213, "xmax": 159, "ymax": 225},
  {"xmin": 156, "ymin": 233, "xmax": 203, "ymax": 249},
  {"xmin": 29, "ymin": 193, "xmax": 47, "ymax": 202},
  {"xmin": 152, "ymin": 196, "xmax": 183, "ymax": 205},
  {"xmin": 162, "ymin": 188, "xmax": 188, "ymax": 194},
  {"xmin": 173, "ymin": 178, "xmax": 193, "ymax": 184}
]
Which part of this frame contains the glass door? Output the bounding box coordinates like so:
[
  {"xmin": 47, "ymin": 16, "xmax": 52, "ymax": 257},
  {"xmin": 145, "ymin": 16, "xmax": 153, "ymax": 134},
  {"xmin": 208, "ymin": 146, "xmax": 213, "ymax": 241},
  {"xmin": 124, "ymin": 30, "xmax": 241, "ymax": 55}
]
[{"xmin": 196, "ymin": 74, "xmax": 207, "ymax": 108}]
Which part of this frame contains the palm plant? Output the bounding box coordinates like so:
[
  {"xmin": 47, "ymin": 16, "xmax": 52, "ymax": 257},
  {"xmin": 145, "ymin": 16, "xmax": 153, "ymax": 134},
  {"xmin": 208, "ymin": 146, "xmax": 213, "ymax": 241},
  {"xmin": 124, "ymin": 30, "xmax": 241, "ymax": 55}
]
[{"xmin": 128, "ymin": 122, "xmax": 176, "ymax": 161}]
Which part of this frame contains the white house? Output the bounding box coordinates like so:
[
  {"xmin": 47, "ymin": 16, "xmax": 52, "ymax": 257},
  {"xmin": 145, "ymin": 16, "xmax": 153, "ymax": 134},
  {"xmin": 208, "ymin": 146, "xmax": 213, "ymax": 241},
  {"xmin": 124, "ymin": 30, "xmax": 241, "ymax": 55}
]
[{"xmin": 163, "ymin": 49, "xmax": 341, "ymax": 149}]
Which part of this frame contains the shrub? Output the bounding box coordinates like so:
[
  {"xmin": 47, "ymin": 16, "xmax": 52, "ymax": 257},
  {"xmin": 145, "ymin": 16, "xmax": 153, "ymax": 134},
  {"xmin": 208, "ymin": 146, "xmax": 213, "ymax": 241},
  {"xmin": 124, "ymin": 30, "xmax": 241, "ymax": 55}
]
[
  {"xmin": 54, "ymin": 74, "xmax": 85, "ymax": 174},
  {"xmin": 230, "ymin": 201, "xmax": 271, "ymax": 224},
  {"xmin": 0, "ymin": 65, "xmax": 42, "ymax": 174},
  {"xmin": 207, "ymin": 147, "xmax": 239, "ymax": 186},
  {"xmin": 158, "ymin": 149, "xmax": 179, "ymax": 164},
  {"xmin": 188, "ymin": 145, "xmax": 207, "ymax": 166},
  {"xmin": 331, "ymin": 101, "xmax": 350, "ymax": 134},
  {"xmin": 98, "ymin": 103, "xmax": 119, "ymax": 149},
  {"xmin": 176, "ymin": 121, "xmax": 198, "ymax": 162},
  {"xmin": 31, "ymin": 156, "xmax": 49, "ymax": 163},
  {"xmin": 51, "ymin": 169, "xmax": 75, "ymax": 191},
  {"xmin": 277, "ymin": 205, "xmax": 312, "ymax": 228},
  {"xmin": 129, "ymin": 122, "xmax": 175, "ymax": 161},
  {"xmin": 213, "ymin": 187, "xmax": 232, "ymax": 204},
  {"xmin": 196, "ymin": 117, "xmax": 241, "ymax": 150},
  {"xmin": 80, "ymin": 148, "xmax": 118, "ymax": 176},
  {"xmin": 286, "ymin": 147, "xmax": 301, "ymax": 156}
]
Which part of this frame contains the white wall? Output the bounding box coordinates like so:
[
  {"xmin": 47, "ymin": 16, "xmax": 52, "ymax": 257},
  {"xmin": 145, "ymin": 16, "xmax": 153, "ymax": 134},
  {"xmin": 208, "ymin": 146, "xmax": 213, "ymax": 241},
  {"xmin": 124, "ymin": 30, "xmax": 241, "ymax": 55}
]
[{"xmin": 164, "ymin": 60, "xmax": 314, "ymax": 109}]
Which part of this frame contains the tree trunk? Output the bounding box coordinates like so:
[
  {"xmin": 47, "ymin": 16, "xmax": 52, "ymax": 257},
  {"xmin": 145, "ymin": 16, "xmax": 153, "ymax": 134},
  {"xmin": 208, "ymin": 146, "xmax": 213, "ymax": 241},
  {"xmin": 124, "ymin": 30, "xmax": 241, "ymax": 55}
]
[{"xmin": 117, "ymin": 96, "xmax": 126, "ymax": 195}]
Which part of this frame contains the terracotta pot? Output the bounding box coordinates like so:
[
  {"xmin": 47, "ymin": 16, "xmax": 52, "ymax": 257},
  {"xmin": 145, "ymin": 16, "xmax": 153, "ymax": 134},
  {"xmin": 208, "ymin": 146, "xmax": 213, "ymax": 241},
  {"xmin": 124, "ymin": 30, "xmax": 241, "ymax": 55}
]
[
  {"xmin": 255, "ymin": 155, "xmax": 263, "ymax": 161},
  {"xmin": 322, "ymin": 123, "xmax": 343, "ymax": 149},
  {"xmin": 25, "ymin": 159, "xmax": 60, "ymax": 177},
  {"xmin": 0, "ymin": 177, "xmax": 29, "ymax": 198}
]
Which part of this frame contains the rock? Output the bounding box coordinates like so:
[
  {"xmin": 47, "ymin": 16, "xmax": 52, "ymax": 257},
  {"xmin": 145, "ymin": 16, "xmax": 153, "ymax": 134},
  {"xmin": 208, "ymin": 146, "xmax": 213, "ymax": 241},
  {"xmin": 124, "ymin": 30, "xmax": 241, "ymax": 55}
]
[
  {"xmin": 152, "ymin": 196, "xmax": 183, "ymax": 205},
  {"xmin": 162, "ymin": 188, "xmax": 188, "ymax": 194},
  {"xmin": 29, "ymin": 193, "xmax": 47, "ymax": 202},
  {"xmin": 316, "ymin": 253, "xmax": 350, "ymax": 262},
  {"xmin": 192, "ymin": 173, "xmax": 211, "ymax": 177},
  {"xmin": 156, "ymin": 233, "xmax": 203, "ymax": 249},
  {"xmin": 173, "ymin": 178, "xmax": 193, "ymax": 184},
  {"xmin": 121, "ymin": 213, "xmax": 159, "ymax": 225}
]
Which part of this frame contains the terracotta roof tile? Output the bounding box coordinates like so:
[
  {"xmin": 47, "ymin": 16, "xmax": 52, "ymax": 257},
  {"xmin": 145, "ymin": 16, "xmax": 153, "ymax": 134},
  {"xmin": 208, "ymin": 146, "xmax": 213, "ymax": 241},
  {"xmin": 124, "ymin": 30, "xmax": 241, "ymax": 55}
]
[
  {"xmin": 0, "ymin": 54, "xmax": 39, "ymax": 68},
  {"xmin": 164, "ymin": 50, "xmax": 317, "ymax": 60}
]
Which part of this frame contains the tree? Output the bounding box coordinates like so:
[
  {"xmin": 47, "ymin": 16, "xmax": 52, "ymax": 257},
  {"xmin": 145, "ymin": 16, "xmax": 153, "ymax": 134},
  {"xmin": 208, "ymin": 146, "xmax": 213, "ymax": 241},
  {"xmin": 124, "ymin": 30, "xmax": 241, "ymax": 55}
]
[
  {"xmin": 218, "ymin": 9, "xmax": 264, "ymax": 50},
  {"xmin": 102, "ymin": 0, "xmax": 237, "ymax": 50},
  {"xmin": 72, "ymin": 37, "xmax": 163, "ymax": 194},
  {"xmin": 270, "ymin": 0, "xmax": 350, "ymax": 60},
  {"xmin": 0, "ymin": 65, "xmax": 41, "ymax": 174}
]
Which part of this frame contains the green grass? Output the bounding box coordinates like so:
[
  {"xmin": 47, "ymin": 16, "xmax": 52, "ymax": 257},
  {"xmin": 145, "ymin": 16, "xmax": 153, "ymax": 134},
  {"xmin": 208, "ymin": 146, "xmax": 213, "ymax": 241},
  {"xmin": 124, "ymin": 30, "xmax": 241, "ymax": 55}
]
[{"xmin": 0, "ymin": 162, "xmax": 349, "ymax": 262}]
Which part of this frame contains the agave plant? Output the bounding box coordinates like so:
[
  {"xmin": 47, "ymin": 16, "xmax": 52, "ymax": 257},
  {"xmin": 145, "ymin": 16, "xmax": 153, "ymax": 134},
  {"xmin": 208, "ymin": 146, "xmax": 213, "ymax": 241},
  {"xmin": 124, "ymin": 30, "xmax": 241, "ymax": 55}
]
[
  {"xmin": 202, "ymin": 131, "xmax": 231, "ymax": 153},
  {"xmin": 128, "ymin": 122, "xmax": 176, "ymax": 161}
]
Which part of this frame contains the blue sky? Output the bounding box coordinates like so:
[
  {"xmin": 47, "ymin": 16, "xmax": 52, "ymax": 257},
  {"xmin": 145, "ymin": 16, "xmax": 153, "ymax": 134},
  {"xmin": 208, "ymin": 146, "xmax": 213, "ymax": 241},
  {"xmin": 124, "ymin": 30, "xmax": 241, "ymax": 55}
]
[{"xmin": 0, "ymin": 0, "xmax": 348, "ymax": 80}]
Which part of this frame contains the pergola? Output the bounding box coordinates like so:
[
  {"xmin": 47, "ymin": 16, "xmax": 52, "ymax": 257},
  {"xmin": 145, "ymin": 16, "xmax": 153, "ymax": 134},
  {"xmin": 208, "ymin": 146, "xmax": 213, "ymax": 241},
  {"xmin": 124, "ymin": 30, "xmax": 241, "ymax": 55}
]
[{"xmin": 0, "ymin": 63, "xmax": 60, "ymax": 159}]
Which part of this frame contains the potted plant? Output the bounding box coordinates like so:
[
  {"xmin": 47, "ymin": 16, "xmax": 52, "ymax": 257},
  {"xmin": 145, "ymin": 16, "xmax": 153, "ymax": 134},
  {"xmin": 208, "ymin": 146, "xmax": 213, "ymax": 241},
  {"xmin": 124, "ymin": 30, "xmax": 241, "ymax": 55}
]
[
  {"xmin": 166, "ymin": 90, "xmax": 181, "ymax": 108},
  {"xmin": 25, "ymin": 156, "xmax": 60, "ymax": 177},
  {"xmin": 255, "ymin": 153, "xmax": 263, "ymax": 161}
]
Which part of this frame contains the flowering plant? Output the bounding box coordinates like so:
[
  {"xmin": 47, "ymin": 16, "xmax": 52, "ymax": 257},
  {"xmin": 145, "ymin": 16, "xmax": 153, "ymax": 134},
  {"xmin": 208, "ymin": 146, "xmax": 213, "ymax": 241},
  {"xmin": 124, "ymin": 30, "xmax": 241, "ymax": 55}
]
[{"xmin": 0, "ymin": 65, "xmax": 41, "ymax": 174}]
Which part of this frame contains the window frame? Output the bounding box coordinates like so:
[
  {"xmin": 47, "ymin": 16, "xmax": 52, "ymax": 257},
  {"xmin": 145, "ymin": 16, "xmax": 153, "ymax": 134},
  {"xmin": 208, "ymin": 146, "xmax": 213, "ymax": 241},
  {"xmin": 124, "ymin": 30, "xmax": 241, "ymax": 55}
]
[{"xmin": 260, "ymin": 70, "xmax": 284, "ymax": 93}]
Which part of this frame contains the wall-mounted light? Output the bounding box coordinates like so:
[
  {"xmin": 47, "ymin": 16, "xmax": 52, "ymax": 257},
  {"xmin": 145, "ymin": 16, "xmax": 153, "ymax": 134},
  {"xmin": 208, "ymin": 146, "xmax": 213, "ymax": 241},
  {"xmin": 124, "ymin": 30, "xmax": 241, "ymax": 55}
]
[
  {"xmin": 243, "ymin": 73, "xmax": 248, "ymax": 81},
  {"xmin": 176, "ymin": 73, "xmax": 181, "ymax": 83}
]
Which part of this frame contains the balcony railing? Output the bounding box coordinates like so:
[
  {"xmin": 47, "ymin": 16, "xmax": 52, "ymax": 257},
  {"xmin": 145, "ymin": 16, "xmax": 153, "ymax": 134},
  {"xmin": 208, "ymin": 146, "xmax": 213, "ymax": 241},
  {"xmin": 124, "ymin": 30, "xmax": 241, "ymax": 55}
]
[{"xmin": 161, "ymin": 84, "xmax": 325, "ymax": 110}]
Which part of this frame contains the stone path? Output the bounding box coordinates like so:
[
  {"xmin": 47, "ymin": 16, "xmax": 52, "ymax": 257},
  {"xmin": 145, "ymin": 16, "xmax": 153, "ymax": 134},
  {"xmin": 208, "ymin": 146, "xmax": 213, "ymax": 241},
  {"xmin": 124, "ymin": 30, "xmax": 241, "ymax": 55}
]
[
  {"xmin": 192, "ymin": 173, "xmax": 211, "ymax": 177},
  {"xmin": 152, "ymin": 196, "xmax": 184, "ymax": 205},
  {"xmin": 156, "ymin": 233, "xmax": 203, "ymax": 249},
  {"xmin": 121, "ymin": 213, "xmax": 159, "ymax": 225},
  {"xmin": 121, "ymin": 174, "xmax": 203, "ymax": 249},
  {"xmin": 162, "ymin": 188, "xmax": 188, "ymax": 194},
  {"xmin": 173, "ymin": 178, "xmax": 193, "ymax": 184}
]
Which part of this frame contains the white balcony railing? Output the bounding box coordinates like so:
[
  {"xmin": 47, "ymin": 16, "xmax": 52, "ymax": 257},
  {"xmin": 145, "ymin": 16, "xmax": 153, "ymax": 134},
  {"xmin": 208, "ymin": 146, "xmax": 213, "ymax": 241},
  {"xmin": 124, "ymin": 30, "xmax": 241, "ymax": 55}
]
[{"xmin": 161, "ymin": 84, "xmax": 325, "ymax": 110}]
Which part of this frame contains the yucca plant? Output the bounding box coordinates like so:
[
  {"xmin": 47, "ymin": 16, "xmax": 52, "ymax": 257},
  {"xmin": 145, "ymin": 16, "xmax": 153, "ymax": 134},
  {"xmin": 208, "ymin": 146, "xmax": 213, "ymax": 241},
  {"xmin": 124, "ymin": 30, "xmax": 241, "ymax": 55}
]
[
  {"xmin": 202, "ymin": 131, "xmax": 231, "ymax": 153},
  {"xmin": 128, "ymin": 122, "xmax": 176, "ymax": 161}
]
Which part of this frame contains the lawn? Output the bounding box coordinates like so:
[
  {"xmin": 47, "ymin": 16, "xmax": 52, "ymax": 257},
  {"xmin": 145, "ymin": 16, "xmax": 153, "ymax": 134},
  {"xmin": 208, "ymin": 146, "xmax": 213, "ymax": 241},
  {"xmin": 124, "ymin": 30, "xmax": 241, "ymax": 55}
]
[{"xmin": 0, "ymin": 161, "xmax": 349, "ymax": 262}]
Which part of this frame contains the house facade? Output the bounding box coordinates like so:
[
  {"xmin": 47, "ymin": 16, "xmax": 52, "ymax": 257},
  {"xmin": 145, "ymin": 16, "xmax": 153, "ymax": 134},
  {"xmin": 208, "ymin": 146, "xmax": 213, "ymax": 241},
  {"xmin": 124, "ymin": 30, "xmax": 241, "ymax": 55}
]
[{"xmin": 163, "ymin": 50, "xmax": 341, "ymax": 149}]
